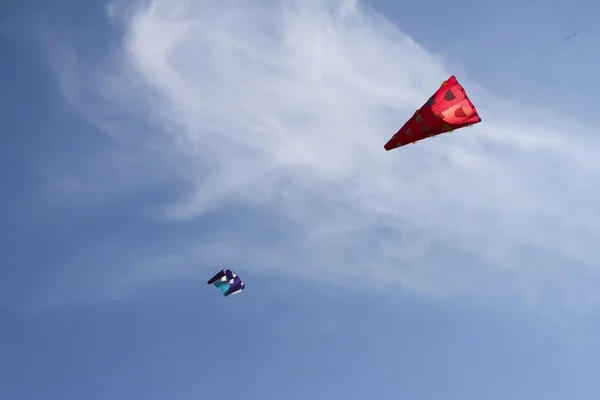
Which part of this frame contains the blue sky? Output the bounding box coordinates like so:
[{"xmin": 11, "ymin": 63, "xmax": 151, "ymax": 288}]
[{"xmin": 3, "ymin": 0, "xmax": 600, "ymax": 398}]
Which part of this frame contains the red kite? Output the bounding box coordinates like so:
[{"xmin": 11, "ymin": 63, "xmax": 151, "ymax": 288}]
[{"xmin": 384, "ymin": 75, "xmax": 481, "ymax": 151}]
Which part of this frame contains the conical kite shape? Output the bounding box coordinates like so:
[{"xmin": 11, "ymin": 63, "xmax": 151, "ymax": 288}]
[{"xmin": 384, "ymin": 75, "xmax": 481, "ymax": 151}]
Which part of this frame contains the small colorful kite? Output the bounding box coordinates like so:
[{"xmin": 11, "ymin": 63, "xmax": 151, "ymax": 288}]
[{"xmin": 207, "ymin": 269, "xmax": 245, "ymax": 297}]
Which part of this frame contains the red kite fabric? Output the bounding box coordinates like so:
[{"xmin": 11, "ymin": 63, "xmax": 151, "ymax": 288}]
[{"xmin": 384, "ymin": 75, "xmax": 481, "ymax": 151}]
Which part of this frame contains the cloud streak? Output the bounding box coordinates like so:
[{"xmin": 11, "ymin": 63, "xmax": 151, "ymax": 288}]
[{"xmin": 46, "ymin": 0, "xmax": 600, "ymax": 319}]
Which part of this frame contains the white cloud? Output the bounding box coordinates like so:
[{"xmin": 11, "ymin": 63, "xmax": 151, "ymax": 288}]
[{"xmin": 47, "ymin": 0, "xmax": 600, "ymax": 319}]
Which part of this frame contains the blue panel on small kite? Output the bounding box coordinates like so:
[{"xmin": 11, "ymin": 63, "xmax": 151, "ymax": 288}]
[{"xmin": 207, "ymin": 269, "xmax": 245, "ymax": 297}]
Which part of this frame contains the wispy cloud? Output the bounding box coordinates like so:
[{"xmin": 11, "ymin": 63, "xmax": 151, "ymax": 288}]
[{"xmin": 44, "ymin": 0, "xmax": 600, "ymax": 319}]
